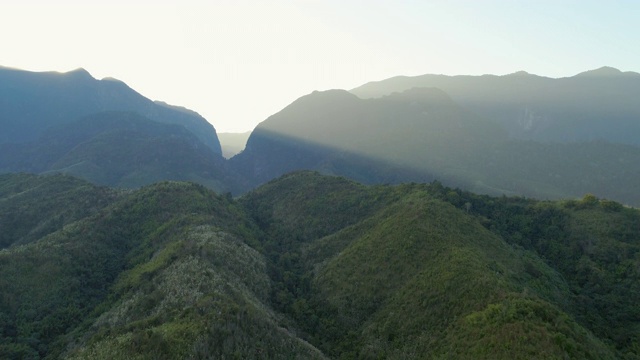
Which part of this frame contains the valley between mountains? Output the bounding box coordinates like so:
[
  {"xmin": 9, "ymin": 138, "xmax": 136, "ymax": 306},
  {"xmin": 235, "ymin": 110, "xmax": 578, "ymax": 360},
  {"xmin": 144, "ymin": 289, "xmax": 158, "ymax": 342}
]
[{"xmin": 0, "ymin": 66, "xmax": 639, "ymax": 359}]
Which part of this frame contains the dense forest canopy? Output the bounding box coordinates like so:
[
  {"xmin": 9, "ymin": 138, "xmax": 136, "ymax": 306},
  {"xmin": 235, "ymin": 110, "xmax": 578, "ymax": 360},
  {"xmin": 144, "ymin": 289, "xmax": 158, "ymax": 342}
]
[{"xmin": 0, "ymin": 172, "xmax": 637, "ymax": 359}]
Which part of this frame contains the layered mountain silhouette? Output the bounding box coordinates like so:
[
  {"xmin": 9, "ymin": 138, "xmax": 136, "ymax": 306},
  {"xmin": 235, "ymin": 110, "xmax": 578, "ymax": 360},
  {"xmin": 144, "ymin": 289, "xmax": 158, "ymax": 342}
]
[
  {"xmin": 351, "ymin": 66, "xmax": 640, "ymax": 145},
  {"xmin": 230, "ymin": 82, "xmax": 640, "ymax": 205},
  {"xmin": 4, "ymin": 65, "xmax": 639, "ymax": 205},
  {"xmin": 0, "ymin": 66, "xmax": 221, "ymax": 153},
  {"xmin": 0, "ymin": 67, "xmax": 247, "ymax": 192}
]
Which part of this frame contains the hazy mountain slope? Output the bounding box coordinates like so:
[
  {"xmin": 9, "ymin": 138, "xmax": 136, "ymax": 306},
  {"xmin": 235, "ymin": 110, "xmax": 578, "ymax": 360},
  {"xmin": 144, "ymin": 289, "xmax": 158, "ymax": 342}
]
[
  {"xmin": 0, "ymin": 67, "xmax": 221, "ymax": 154},
  {"xmin": 475, "ymin": 140, "xmax": 640, "ymax": 203},
  {"xmin": 230, "ymin": 88, "xmax": 501, "ymax": 191},
  {"xmin": 0, "ymin": 177, "xmax": 325, "ymax": 359},
  {"xmin": 351, "ymin": 66, "xmax": 640, "ymax": 145},
  {"xmin": 0, "ymin": 111, "xmax": 245, "ymax": 192},
  {"xmin": 230, "ymin": 87, "xmax": 640, "ymax": 205},
  {"xmin": 218, "ymin": 131, "xmax": 251, "ymax": 158},
  {"xmin": 240, "ymin": 172, "xmax": 632, "ymax": 358}
]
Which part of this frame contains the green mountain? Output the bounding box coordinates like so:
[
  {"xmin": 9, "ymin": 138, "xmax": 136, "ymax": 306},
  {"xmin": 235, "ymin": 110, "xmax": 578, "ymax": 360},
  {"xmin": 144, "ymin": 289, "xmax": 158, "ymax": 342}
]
[
  {"xmin": 240, "ymin": 171, "xmax": 637, "ymax": 358},
  {"xmin": 1, "ymin": 172, "xmax": 637, "ymax": 359},
  {"xmin": 351, "ymin": 66, "xmax": 640, "ymax": 145},
  {"xmin": 1, "ymin": 65, "xmax": 639, "ymax": 358},
  {"xmin": 0, "ymin": 67, "xmax": 221, "ymax": 154},
  {"xmin": 0, "ymin": 174, "xmax": 324, "ymax": 359},
  {"xmin": 230, "ymin": 87, "xmax": 640, "ymax": 205},
  {"xmin": 0, "ymin": 111, "xmax": 245, "ymax": 193}
]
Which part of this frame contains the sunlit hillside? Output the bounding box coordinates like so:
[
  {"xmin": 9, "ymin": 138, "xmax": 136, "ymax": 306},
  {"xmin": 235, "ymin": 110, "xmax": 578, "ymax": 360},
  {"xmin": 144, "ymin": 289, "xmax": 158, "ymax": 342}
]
[{"xmin": 231, "ymin": 82, "xmax": 640, "ymax": 205}]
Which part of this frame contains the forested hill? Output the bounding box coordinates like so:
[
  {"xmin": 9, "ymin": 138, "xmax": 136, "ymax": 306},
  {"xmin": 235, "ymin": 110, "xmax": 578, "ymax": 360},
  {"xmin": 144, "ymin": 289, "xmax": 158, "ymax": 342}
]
[{"xmin": 1, "ymin": 172, "xmax": 638, "ymax": 359}]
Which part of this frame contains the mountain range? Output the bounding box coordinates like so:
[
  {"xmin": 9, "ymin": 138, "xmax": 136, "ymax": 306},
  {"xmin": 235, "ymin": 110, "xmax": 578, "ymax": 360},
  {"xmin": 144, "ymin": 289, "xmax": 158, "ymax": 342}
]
[
  {"xmin": 352, "ymin": 66, "xmax": 640, "ymax": 145},
  {"xmin": 1, "ymin": 65, "xmax": 639, "ymax": 358},
  {"xmin": 3, "ymin": 66, "xmax": 640, "ymax": 205},
  {"xmin": 232, "ymin": 81, "xmax": 640, "ymax": 205},
  {"xmin": 0, "ymin": 67, "xmax": 248, "ymax": 193}
]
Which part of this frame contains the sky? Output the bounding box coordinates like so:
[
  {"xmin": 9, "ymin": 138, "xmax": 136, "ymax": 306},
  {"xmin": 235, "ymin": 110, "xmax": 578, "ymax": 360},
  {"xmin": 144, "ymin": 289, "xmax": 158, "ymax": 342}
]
[{"xmin": 2, "ymin": 0, "xmax": 639, "ymax": 132}]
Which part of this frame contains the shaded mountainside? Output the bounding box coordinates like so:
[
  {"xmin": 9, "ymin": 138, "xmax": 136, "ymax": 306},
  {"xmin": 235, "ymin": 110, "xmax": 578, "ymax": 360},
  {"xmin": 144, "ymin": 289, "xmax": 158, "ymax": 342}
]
[
  {"xmin": 230, "ymin": 87, "xmax": 640, "ymax": 205},
  {"xmin": 0, "ymin": 111, "xmax": 245, "ymax": 193},
  {"xmin": 3, "ymin": 172, "xmax": 636, "ymax": 358},
  {"xmin": 0, "ymin": 67, "xmax": 221, "ymax": 154},
  {"xmin": 230, "ymin": 88, "xmax": 498, "ymax": 191},
  {"xmin": 351, "ymin": 66, "xmax": 640, "ymax": 145}
]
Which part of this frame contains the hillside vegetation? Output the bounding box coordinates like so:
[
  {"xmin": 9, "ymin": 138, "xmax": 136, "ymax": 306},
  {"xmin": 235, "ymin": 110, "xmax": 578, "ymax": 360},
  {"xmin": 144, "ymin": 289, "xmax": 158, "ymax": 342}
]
[
  {"xmin": 0, "ymin": 172, "xmax": 637, "ymax": 359},
  {"xmin": 242, "ymin": 172, "xmax": 638, "ymax": 359},
  {"xmin": 0, "ymin": 175, "xmax": 322, "ymax": 359}
]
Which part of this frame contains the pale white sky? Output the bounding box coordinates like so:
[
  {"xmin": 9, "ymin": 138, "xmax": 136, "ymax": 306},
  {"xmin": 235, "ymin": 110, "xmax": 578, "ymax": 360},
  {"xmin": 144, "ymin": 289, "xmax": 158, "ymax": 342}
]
[{"xmin": 2, "ymin": 0, "xmax": 639, "ymax": 132}]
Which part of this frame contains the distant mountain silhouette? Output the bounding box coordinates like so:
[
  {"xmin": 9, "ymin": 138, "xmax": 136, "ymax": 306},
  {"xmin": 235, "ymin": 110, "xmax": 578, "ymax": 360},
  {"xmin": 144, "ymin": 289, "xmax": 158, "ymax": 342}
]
[
  {"xmin": 3, "ymin": 65, "xmax": 640, "ymax": 204},
  {"xmin": 230, "ymin": 88, "xmax": 503, "ymax": 190},
  {"xmin": 0, "ymin": 67, "xmax": 221, "ymax": 154},
  {"xmin": 351, "ymin": 67, "xmax": 640, "ymax": 145},
  {"xmin": 231, "ymin": 86, "xmax": 640, "ymax": 205},
  {"xmin": 574, "ymin": 66, "xmax": 640, "ymax": 77},
  {"xmin": 218, "ymin": 131, "xmax": 251, "ymax": 158}
]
